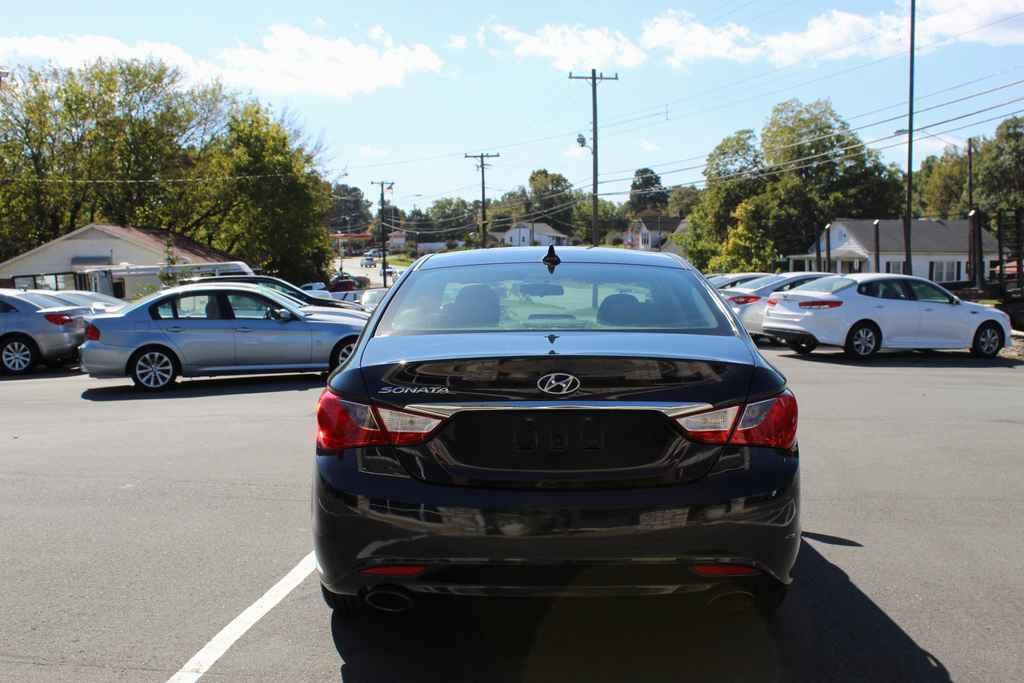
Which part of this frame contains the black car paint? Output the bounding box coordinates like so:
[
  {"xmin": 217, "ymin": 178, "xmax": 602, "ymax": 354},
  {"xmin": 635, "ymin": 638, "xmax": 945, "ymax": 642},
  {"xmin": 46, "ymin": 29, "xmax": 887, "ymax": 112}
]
[{"xmin": 314, "ymin": 248, "xmax": 799, "ymax": 602}]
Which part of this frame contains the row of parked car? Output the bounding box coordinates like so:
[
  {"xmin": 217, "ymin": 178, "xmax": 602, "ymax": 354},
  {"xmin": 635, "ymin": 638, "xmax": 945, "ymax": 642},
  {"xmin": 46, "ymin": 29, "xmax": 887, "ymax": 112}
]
[
  {"xmin": 707, "ymin": 271, "xmax": 1013, "ymax": 359},
  {"xmin": 0, "ymin": 274, "xmax": 390, "ymax": 388}
]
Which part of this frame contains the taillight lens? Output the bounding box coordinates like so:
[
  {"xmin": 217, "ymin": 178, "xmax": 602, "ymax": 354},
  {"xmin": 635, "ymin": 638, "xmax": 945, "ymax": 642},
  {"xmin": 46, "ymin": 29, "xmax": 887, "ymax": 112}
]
[
  {"xmin": 85, "ymin": 324, "xmax": 101, "ymax": 341},
  {"xmin": 44, "ymin": 313, "xmax": 73, "ymax": 325},
  {"xmin": 798, "ymin": 299, "xmax": 842, "ymax": 309},
  {"xmin": 766, "ymin": 298, "xmax": 778, "ymax": 307},
  {"xmin": 677, "ymin": 390, "xmax": 798, "ymax": 449},
  {"xmin": 728, "ymin": 294, "xmax": 761, "ymax": 305},
  {"xmin": 316, "ymin": 390, "xmax": 442, "ymax": 451}
]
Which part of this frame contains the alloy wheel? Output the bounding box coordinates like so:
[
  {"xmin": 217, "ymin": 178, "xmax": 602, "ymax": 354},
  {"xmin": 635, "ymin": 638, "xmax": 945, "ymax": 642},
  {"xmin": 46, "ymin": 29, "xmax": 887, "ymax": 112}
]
[
  {"xmin": 136, "ymin": 351, "xmax": 174, "ymax": 388},
  {"xmin": 978, "ymin": 327, "xmax": 1001, "ymax": 356},
  {"xmin": 2, "ymin": 341, "xmax": 32, "ymax": 372},
  {"xmin": 337, "ymin": 342, "xmax": 356, "ymax": 365},
  {"xmin": 852, "ymin": 328, "xmax": 877, "ymax": 356}
]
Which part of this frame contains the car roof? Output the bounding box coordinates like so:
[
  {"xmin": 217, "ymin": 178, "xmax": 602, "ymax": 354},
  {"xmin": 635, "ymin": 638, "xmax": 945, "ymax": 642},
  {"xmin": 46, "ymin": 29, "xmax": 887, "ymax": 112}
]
[
  {"xmin": 417, "ymin": 246, "xmax": 691, "ymax": 270},
  {"xmin": 164, "ymin": 282, "xmax": 281, "ymax": 295}
]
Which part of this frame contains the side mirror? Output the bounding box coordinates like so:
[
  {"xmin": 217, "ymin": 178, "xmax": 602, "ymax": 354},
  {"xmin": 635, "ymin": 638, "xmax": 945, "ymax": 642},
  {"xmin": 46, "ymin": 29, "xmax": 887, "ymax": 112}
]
[{"xmin": 273, "ymin": 308, "xmax": 294, "ymax": 321}]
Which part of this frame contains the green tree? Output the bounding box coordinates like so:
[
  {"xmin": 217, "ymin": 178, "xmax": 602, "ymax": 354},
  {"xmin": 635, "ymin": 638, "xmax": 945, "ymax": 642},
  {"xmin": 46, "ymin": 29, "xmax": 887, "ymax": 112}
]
[
  {"xmin": 666, "ymin": 186, "xmax": 701, "ymax": 218},
  {"xmin": 976, "ymin": 116, "xmax": 1024, "ymax": 214},
  {"xmin": 688, "ymin": 130, "xmax": 765, "ymax": 242},
  {"xmin": 327, "ymin": 183, "xmax": 373, "ymax": 232},
  {"xmin": 572, "ymin": 195, "xmax": 625, "ymax": 243},
  {"xmin": 707, "ymin": 198, "xmax": 778, "ymax": 272},
  {"xmin": 921, "ymin": 151, "xmax": 968, "ymax": 218},
  {"xmin": 527, "ymin": 169, "xmax": 574, "ymax": 231},
  {"xmin": 628, "ymin": 167, "xmax": 668, "ymax": 215}
]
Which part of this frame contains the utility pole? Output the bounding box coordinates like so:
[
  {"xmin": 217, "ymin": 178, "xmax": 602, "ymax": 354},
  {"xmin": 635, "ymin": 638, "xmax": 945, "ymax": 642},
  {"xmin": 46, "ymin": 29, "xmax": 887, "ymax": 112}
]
[
  {"xmin": 902, "ymin": 0, "xmax": 917, "ymax": 275},
  {"xmin": 465, "ymin": 152, "xmax": 499, "ymax": 247},
  {"xmin": 570, "ymin": 68, "xmax": 618, "ymax": 245},
  {"xmin": 967, "ymin": 137, "xmax": 974, "ymax": 208},
  {"xmin": 371, "ymin": 181, "xmax": 394, "ymax": 287}
]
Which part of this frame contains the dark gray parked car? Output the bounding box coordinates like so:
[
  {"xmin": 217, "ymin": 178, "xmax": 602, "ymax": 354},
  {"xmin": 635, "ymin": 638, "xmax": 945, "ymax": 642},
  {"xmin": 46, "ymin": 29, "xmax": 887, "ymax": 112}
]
[
  {"xmin": 0, "ymin": 289, "xmax": 89, "ymax": 374},
  {"xmin": 79, "ymin": 283, "xmax": 366, "ymax": 390}
]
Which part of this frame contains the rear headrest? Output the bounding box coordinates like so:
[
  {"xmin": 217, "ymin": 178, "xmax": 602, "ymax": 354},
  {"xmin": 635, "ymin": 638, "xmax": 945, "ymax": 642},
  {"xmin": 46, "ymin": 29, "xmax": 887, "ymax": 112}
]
[
  {"xmin": 446, "ymin": 284, "xmax": 500, "ymax": 326},
  {"xmin": 597, "ymin": 293, "xmax": 644, "ymax": 326}
]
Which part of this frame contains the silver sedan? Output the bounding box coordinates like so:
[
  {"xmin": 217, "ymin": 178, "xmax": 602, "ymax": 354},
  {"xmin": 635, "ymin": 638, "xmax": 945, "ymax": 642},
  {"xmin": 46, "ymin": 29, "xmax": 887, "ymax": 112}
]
[
  {"xmin": 79, "ymin": 283, "xmax": 366, "ymax": 390},
  {"xmin": 1, "ymin": 289, "xmax": 88, "ymax": 374}
]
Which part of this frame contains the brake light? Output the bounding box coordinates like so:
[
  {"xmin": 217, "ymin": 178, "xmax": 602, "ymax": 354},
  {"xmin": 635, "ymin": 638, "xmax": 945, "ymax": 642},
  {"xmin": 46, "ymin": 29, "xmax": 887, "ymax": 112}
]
[
  {"xmin": 44, "ymin": 313, "xmax": 73, "ymax": 325},
  {"xmin": 798, "ymin": 300, "xmax": 842, "ymax": 309},
  {"xmin": 677, "ymin": 390, "xmax": 798, "ymax": 449},
  {"xmin": 728, "ymin": 295, "xmax": 761, "ymax": 305},
  {"xmin": 315, "ymin": 390, "xmax": 442, "ymax": 451},
  {"xmin": 767, "ymin": 298, "xmax": 778, "ymax": 306},
  {"xmin": 691, "ymin": 564, "xmax": 761, "ymax": 577},
  {"xmin": 360, "ymin": 565, "xmax": 426, "ymax": 577},
  {"xmin": 85, "ymin": 324, "xmax": 101, "ymax": 341}
]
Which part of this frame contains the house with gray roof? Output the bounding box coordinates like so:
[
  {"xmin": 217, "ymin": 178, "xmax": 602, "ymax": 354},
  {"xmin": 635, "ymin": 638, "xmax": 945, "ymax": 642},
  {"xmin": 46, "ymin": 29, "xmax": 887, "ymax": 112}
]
[{"xmin": 787, "ymin": 218, "xmax": 998, "ymax": 283}]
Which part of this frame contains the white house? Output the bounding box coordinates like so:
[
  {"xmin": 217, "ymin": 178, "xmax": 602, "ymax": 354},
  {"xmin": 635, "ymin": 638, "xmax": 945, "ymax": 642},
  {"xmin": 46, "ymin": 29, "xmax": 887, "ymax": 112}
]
[
  {"xmin": 787, "ymin": 218, "xmax": 998, "ymax": 283},
  {"xmin": 386, "ymin": 231, "xmax": 406, "ymax": 250},
  {"xmin": 624, "ymin": 216, "xmax": 685, "ymax": 251},
  {"xmin": 493, "ymin": 222, "xmax": 568, "ymax": 247},
  {"xmin": 0, "ymin": 223, "xmax": 233, "ymax": 297}
]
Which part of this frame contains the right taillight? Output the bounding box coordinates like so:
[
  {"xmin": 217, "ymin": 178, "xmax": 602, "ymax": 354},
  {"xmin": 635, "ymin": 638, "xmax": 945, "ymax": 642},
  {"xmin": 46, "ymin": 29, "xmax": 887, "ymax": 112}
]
[
  {"xmin": 315, "ymin": 390, "xmax": 443, "ymax": 452},
  {"xmin": 766, "ymin": 297, "xmax": 778, "ymax": 307},
  {"xmin": 798, "ymin": 299, "xmax": 842, "ymax": 309},
  {"xmin": 85, "ymin": 324, "xmax": 101, "ymax": 341},
  {"xmin": 677, "ymin": 390, "xmax": 798, "ymax": 450}
]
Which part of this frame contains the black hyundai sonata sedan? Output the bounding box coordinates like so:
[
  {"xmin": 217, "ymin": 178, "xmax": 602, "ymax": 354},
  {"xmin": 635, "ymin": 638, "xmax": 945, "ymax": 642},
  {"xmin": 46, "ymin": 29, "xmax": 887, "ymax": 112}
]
[{"xmin": 313, "ymin": 246, "xmax": 799, "ymax": 617}]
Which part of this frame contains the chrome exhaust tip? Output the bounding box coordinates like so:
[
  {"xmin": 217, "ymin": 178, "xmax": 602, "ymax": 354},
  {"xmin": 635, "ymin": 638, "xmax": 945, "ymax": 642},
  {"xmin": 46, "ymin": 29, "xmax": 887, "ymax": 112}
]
[
  {"xmin": 705, "ymin": 590, "xmax": 756, "ymax": 615},
  {"xmin": 363, "ymin": 586, "xmax": 416, "ymax": 614}
]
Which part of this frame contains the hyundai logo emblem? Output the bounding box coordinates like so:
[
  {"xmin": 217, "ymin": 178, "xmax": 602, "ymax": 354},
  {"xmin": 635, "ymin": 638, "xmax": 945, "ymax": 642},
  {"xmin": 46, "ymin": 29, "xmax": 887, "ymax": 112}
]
[{"xmin": 537, "ymin": 372, "xmax": 581, "ymax": 396}]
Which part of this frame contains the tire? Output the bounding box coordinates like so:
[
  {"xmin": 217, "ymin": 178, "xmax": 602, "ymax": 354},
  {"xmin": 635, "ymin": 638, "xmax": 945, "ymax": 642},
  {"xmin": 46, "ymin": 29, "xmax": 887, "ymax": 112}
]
[
  {"xmin": 786, "ymin": 339, "xmax": 817, "ymax": 355},
  {"xmin": 844, "ymin": 322, "xmax": 881, "ymax": 359},
  {"xmin": 330, "ymin": 337, "xmax": 358, "ymax": 370},
  {"xmin": 1, "ymin": 335, "xmax": 40, "ymax": 375},
  {"xmin": 971, "ymin": 322, "xmax": 1003, "ymax": 358},
  {"xmin": 321, "ymin": 584, "xmax": 363, "ymax": 617},
  {"xmin": 129, "ymin": 347, "xmax": 179, "ymax": 391}
]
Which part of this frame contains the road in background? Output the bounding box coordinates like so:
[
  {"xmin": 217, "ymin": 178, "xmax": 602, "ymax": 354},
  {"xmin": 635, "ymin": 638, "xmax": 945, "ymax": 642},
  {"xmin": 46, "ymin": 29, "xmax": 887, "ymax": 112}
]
[{"xmin": 1, "ymin": 348, "xmax": 1022, "ymax": 682}]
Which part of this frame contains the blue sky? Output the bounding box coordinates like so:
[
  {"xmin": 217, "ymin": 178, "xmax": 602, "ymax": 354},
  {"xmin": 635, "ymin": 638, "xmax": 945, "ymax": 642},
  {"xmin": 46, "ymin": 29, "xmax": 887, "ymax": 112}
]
[{"xmin": 3, "ymin": 1, "xmax": 1024, "ymax": 210}]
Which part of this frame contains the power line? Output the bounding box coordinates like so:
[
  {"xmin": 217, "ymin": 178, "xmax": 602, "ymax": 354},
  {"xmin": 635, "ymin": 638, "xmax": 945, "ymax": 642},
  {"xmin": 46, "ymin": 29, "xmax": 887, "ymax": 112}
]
[
  {"xmin": 570, "ymin": 68, "xmax": 619, "ymax": 245},
  {"xmin": 465, "ymin": 152, "xmax": 500, "ymax": 246}
]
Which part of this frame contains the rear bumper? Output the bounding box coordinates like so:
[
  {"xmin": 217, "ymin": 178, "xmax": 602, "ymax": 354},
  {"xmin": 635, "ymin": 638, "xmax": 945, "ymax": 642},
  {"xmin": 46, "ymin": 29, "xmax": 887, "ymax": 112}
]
[
  {"xmin": 79, "ymin": 341, "xmax": 130, "ymax": 377},
  {"xmin": 762, "ymin": 326, "xmax": 820, "ymax": 345},
  {"xmin": 313, "ymin": 447, "xmax": 800, "ymax": 598},
  {"xmin": 35, "ymin": 329, "xmax": 85, "ymax": 360}
]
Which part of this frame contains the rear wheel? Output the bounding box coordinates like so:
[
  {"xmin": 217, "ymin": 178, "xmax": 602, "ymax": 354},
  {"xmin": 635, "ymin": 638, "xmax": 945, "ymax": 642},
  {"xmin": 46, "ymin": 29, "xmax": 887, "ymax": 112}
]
[
  {"xmin": 321, "ymin": 584, "xmax": 363, "ymax": 617},
  {"xmin": 129, "ymin": 348, "xmax": 178, "ymax": 391},
  {"xmin": 971, "ymin": 322, "xmax": 1003, "ymax": 358},
  {"xmin": 845, "ymin": 322, "xmax": 880, "ymax": 358},
  {"xmin": 330, "ymin": 337, "xmax": 358, "ymax": 370},
  {"xmin": 786, "ymin": 339, "xmax": 817, "ymax": 355},
  {"xmin": 0, "ymin": 335, "xmax": 39, "ymax": 375}
]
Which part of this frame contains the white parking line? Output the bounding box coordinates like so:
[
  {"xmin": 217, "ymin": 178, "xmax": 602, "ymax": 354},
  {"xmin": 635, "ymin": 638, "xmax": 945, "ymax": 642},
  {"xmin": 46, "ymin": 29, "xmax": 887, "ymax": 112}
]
[{"xmin": 166, "ymin": 551, "xmax": 316, "ymax": 683}]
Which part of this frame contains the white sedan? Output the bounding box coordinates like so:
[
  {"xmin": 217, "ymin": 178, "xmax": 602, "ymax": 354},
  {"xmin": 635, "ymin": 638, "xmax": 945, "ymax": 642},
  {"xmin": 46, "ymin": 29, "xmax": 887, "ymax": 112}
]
[{"xmin": 762, "ymin": 273, "xmax": 1012, "ymax": 359}]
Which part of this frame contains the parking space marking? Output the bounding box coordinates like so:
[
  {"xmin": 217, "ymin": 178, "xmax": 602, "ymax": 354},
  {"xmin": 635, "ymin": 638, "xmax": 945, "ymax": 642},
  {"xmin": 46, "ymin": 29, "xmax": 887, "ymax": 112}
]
[{"xmin": 166, "ymin": 551, "xmax": 316, "ymax": 683}]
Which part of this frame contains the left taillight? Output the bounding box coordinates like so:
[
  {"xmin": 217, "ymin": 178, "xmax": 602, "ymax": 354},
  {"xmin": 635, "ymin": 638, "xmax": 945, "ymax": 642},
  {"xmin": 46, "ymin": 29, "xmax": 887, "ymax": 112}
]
[
  {"xmin": 316, "ymin": 390, "xmax": 442, "ymax": 452},
  {"xmin": 676, "ymin": 390, "xmax": 798, "ymax": 450},
  {"xmin": 85, "ymin": 323, "xmax": 101, "ymax": 341},
  {"xmin": 728, "ymin": 294, "xmax": 761, "ymax": 305},
  {"xmin": 44, "ymin": 313, "xmax": 73, "ymax": 325}
]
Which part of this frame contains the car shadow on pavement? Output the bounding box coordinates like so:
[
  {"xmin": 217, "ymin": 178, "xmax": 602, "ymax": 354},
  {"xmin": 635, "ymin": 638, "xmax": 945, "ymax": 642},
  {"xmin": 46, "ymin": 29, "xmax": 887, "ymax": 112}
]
[
  {"xmin": 779, "ymin": 348, "xmax": 1021, "ymax": 368},
  {"xmin": 329, "ymin": 539, "xmax": 950, "ymax": 683},
  {"xmin": 80, "ymin": 374, "xmax": 325, "ymax": 400},
  {"xmin": 0, "ymin": 364, "xmax": 82, "ymax": 381}
]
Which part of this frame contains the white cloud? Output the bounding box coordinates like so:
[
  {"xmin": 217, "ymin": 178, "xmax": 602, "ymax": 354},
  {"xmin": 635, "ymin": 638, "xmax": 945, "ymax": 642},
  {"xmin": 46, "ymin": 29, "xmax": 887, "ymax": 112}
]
[
  {"xmin": 358, "ymin": 145, "xmax": 390, "ymax": 158},
  {"xmin": 475, "ymin": 26, "xmax": 488, "ymax": 48},
  {"xmin": 488, "ymin": 23, "xmax": 646, "ymax": 70},
  {"xmin": 643, "ymin": 1, "xmax": 1024, "ymax": 67},
  {"xmin": 312, "ymin": 17, "xmax": 328, "ymax": 30},
  {"xmin": 639, "ymin": 139, "xmax": 660, "ymax": 152},
  {"xmin": 0, "ymin": 24, "xmax": 444, "ymax": 99},
  {"xmin": 447, "ymin": 34, "xmax": 468, "ymax": 49}
]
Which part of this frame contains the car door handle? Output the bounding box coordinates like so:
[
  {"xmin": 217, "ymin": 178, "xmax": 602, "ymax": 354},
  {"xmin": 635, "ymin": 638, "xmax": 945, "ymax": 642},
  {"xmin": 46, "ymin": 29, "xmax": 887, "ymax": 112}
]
[
  {"xmin": 166, "ymin": 326, "xmax": 184, "ymax": 333},
  {"xmin": 924, "ymin": 307, "xmax": 934, "ymax": 312},
  {"xmin": 236, "ymin": 326, "xmax": 252, "ymax": 333}
]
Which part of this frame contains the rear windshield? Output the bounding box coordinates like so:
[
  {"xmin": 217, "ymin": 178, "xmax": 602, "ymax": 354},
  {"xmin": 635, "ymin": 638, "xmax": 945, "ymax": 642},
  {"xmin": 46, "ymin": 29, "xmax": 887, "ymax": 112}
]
[
  {"xmin": 736, "ymin": 274, "xmax": 785, "ymax": 291},
  {"xmin": 793, "ymin": 276, "xmax": 855, "ymax": 293},
  {"xmin": 374, "ymin": 263, "xmax": 732, "ymax": 336},
  {"xmin": 17, "ymin": 292, "xmax": 66, "ymax": 308}
]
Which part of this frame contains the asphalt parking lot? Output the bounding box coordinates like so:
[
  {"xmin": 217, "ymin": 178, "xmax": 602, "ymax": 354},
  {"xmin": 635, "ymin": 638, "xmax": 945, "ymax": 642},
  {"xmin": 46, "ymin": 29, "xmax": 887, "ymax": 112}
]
[{"xmin": 2, "ymin": 347, "xmax": 1023, "ymax": 682}]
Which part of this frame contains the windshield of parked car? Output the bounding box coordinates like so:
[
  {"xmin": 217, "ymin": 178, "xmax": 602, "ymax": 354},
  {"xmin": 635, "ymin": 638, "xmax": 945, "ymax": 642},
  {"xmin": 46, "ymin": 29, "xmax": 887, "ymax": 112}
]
[
  {"xmin": 737, "ymin": 274, "xmax": 785, "ymax": 291},
  {"xmin": 794, "ymin": 276, "xmax": 856, "ymax": 293},
  {"xmin": 361, "ymin": 289, "xmax": 386, "ymax": 309},
  {"xmin": 706, "ymin": 275, "xmax": 729, "ymax": 286},
  {"xmin": 375, "ymin": 262, "xmax": 731, "ymax": 336}
]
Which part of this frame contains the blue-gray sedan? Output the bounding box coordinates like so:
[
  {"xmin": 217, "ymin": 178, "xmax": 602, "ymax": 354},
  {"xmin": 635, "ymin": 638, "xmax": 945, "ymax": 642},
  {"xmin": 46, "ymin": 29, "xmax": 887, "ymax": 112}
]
[{"xmin": 80, "ymin": 283, "xmax": 366, "ymax": 390}]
